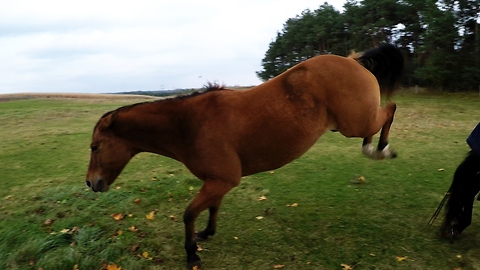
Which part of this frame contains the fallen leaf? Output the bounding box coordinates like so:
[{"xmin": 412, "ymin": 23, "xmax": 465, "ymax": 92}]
[
  {"xmin": 192, "ymin": 266, "xmax": 199, "ymax": 270},
  {"xmin": 234, "ymin": 236, "xmax": 239, "ymax": 240},
  {"xmin": 358, "ymin": 176, "xmax": 365, "ymax": 182},
  {"xmin": 438, "ymin": 168, "xmax": 445, "ymax": 172},
  {"xmin": 341, "ymin": 263, "xmax": 353, "ymax": 270},
  {"xmin": 258, "ymin": 195, "xmax": 267, "ymax": 201},
  {"xmin": 134, "ymin": 198, "xmax": 141, "ymax": 204},
  {"xmin": 151, "ymin": 177, "xmax": 157, "ymax": 181},
  {"xmin": 73, "ymin": 264, "xmax": 79, "ymax": 270},
  {"xmin": 60, "ymin": 228, "xmax": 70, "ymax": 234},
  {"xmin": 128, "ymin": 226, "xmax": 139, "ymax": 232},
  {"xmin": 456, "ymin": 254, "xmax": 462, "ymax": 259},
  {"xmin": 142, "ymin": 251, "xmax": 149, "ymax": 258},
  {"xmin": 111, "ymin": 213, "xmax": 124, "ymax": 221},
  {"xmin": 44, "ymin": 219, "xmax": 54, "ymax": 226},
  {"xmin": 169, "ymin": 215, "xmax": 178, "ymax": 222},
  {"xmin": 290, "ymin": 203, "xmax": 299, "ymax": 207},
  {"xmin": 146, "ymin": 211, "xmax": 155, "ymax": 220},
  {"xmin": 396, "ymin": 256, "xmax": 408, "ymax": 262},
  {"xmin": 273, "ymin": 264, "xmax": 285, "ymax": 269},
  {"xmin": 256, "ymin": 216, "xmax": 264, "ymax": 220},
  {"xmin": 269, "ymin": 171, "xmax": 275, "ymax": 174},
  {"xmin": 106, "ymin": 263, "xmax": 122, "ymax": 270},
  {"xmin": 197, "ymin": 245, "xmax": 204, "ymax": 251},
  {"xmin": 115, "ymin": 186, "xmax": 121, "ymax": 190}
]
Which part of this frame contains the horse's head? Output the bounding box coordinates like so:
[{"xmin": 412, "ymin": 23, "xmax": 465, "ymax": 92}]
[{"xmin": 86, "ymin": 112, "xmax": 136, "ymax": 192}]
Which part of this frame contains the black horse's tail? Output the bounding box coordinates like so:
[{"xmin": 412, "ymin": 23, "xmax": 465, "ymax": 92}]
[
  {"xmin": 432, "ymin": 151, "xmax": 480, "ymax": 238},
  {"xmin": 351, "ymin": 44, "xmax": 404, "ymax": 98}
]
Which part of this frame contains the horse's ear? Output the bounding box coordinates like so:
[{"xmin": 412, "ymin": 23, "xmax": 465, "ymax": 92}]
[{"xmin": 97, "ymin": 111, "xmax": 118, "ymax": 131}]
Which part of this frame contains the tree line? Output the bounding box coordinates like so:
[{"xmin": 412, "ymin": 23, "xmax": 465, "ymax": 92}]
[{"xmin": 256, "ymin": 0, "xmax": 480, "ymax": 91}]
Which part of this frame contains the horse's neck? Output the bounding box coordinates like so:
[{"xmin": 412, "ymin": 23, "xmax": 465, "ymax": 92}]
[{"xmin": 114, "ymin": 100, "xmax": 187, "ymax": 160}]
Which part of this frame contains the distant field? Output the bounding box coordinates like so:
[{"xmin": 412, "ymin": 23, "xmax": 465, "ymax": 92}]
[{"xmin": 0, "ymin": 91, "xmax": 479, "ymax": 269}]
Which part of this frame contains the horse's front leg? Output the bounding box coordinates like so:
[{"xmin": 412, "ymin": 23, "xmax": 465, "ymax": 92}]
[
  {"xmin": 362, "ymin": 102, "xmax": 397, "ymax": 159},
  {"xmin": 183, "ymin": 178, "xmax": 236, "ymax": 269}
]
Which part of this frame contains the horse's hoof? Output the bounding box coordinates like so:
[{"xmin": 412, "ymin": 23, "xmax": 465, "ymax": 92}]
[
  {"xmin": 186, "ymin": 260, "xmax": 202, "ymax": 270},
  {"xmin": 380, "ymin": 144, "xmax": 397, "ymax": 159},
  {"xmin": 362, "ymin": 144, "xmax": 397, "ymax": 160},
  {"xmin": 362, "ymin": 144, "xmax": 376, "ymax": 159},
  {"xmin": 195, "ymin": 230, "xmax": 214, "ymax": 241}
]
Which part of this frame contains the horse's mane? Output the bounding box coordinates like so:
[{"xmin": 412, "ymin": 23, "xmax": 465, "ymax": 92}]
[{"xmin": 97, "ymin": 82, "xmax": 229, "ymax": 122}]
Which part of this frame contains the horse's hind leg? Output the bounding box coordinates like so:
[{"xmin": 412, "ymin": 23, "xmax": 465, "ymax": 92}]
[{"xmin": 362, "ymin": 102, "xmax": 397, "ymax": 159}]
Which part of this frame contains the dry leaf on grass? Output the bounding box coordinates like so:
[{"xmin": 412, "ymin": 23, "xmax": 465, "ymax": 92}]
[
  {"xmin": 146, "ymin": 211, "xmax": 155, "ymax": 220},
  {"xmin": 273, "ymin": 264, "xmax": 285, "ymax": 269},
  {"xmin": 111, "ymin": 213, "xmax": 124, "ymax": 221},
  {"xmin": 258, "ymin": 195, "xmax": 267, "ymax": 201},
  {"xmin": 396, "ymin": 256, "xmax": 408, "ymax": 262},
  {"xmin": 128, "ymin": 226, "xmax": 139, "ymax": 232},
  {"xmin": 341, "ymin": 263, "xmax": 353, "ymax": 270},
  {"xmin": 106, "ymin": 263, "xmax": 122, "ymax": 270},
  {"xmin": 134, "ymin": 198, "xmax": 141, "ymax": 204},
  {"xmin": 44, "ymin": 219, "xmax": 54, "ymax": 226}
]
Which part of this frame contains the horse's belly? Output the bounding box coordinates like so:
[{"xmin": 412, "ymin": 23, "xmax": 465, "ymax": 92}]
[{"xmin": 238, "ymin": 134, "xmax": 320, "ymax": 176}]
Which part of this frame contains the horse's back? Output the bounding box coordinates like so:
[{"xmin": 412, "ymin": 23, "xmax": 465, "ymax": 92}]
[{"xmin": 181, "ymin": 53, "xmax": 386, "ymax": 177}]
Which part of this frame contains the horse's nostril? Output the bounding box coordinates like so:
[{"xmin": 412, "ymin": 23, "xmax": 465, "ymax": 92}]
[
  {"xmin": 86, "ymin": 180, "xmax": 92, "ymax": 188},
  {"xmin": 98, "ymin": 179, "xmax": 104, "ymax": 189}
]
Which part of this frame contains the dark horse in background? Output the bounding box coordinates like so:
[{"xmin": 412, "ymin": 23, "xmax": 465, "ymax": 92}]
[
  {"xmin": 86, "ymin": 44, "xmax": 404, "ymax": 269},
  {"xmin": 430, "ymin": 123, "xmax": 480, "ymax": 239}
]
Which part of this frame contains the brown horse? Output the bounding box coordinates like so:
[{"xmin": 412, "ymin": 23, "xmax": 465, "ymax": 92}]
[{"xmin": 86, "ymin": 44, "xmax": 403, "ymax": 269}]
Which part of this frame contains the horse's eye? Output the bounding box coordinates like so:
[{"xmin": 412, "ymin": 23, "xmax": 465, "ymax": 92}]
[{"xmin": 91, "ymin": 145, "xmax": 99, "ymax": 153}]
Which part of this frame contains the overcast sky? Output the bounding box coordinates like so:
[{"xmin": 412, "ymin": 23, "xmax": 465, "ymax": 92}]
[{"xmin": 0, "ymin": 0, "xmax": 346, "ymax": 94}]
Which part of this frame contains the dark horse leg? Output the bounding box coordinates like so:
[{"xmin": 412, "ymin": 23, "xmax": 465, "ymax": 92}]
[
  {"xmin": 195, "ymin": 204, "xmax": 221, "ymax": 241},
  {"xmin": 183, "ymin": 178, "xmax": 236, "ymax": 269},
  {"xmin": 362, "ymin": 102, "xmax": 397, "ymax": 159},
  {"xmin": 440, "ymin": 151, "xmax": 480, "ymax": 239}
]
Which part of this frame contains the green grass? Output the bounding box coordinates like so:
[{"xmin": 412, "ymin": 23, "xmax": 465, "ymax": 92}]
[{"xmin": 0, "ymin": 92, "xmax": 480, "ymax": 270}]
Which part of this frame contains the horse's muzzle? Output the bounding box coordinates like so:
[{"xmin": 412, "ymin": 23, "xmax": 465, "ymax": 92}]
[{"xmin": 86, "ymin": 179, "xmax": 108, "ymax": 192}]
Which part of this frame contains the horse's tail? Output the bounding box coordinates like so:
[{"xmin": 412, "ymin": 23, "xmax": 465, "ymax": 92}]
[
  {"xmin": 437, "ymin": 151, "xmax": 480, "ymax": 238},
  {"xmin": 350, "ymin": 44, "xmax": 404, "ymax": 98}
]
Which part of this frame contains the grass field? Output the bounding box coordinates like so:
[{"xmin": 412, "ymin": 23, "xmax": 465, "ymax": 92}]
[{"xmin": 0, "ymin": 91, "xmax": 479, "ymax": 270}]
